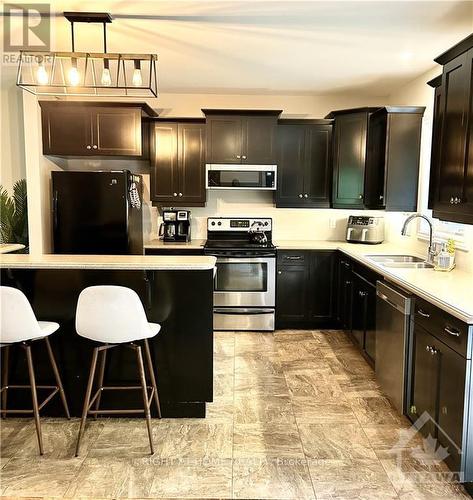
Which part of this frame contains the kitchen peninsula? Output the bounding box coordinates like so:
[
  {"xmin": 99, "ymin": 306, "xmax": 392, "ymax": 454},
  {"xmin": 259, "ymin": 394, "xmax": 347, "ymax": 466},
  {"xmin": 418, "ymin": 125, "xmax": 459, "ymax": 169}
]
[{"xmin": 0, "ymin": 254, "xmax": 216, "ymax": 418}]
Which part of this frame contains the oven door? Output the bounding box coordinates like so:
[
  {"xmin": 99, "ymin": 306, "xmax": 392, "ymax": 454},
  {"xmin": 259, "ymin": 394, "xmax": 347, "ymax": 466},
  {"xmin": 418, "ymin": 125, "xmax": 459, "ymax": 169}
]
[{"xmin": 213, "ymin": 256, "xmax": 275, "ymax": 307}]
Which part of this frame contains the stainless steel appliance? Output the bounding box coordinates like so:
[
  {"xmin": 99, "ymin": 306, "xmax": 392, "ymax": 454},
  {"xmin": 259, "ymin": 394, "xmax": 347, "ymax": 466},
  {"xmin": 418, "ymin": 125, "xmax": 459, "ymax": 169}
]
[
  {"xmin": 159, "ymin": 209, "xmax": 191, "ymax": 242},
  {"xmin": 206, "ymin": 164, "xmax": 277, "ymax": 190},
  {"xmin": 52, "ymin": 170, "xmax": 143, "ymax": 255},
  {"xmin": 204, "ymin": 217, "xmax": 275, "ymax": 331},
  {"xmin": 346, "ymin": 216, "xmax": 385, "ymax": 244},
  {"xmin": 376, "ymin": 281, "xmax": 413, "ymax": 414}
]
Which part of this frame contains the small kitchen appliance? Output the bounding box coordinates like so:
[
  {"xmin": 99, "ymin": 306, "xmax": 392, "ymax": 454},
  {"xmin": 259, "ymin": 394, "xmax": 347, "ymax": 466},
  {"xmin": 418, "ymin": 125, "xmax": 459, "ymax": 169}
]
[
  {"xmin": 206, "ymin": 164, "xmax": 277, "ymax": 190},
  {"xmin": 204, "ymin": 217, "xmax": 275, "ymax": 331},
  {"xmin": 159, "ymin": 209, "xmax": 191, "ymax": 242},
  {"xmin": 346, "ymin": 216, "xmax": 385, "ymax": 244}
]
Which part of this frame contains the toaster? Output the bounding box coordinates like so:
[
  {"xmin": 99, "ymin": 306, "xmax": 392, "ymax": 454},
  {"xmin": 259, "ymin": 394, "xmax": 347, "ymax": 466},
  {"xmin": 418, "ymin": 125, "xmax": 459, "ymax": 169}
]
[{"xmin": 346, "ymin": 216, "xmax": 385, "ymax": 244}]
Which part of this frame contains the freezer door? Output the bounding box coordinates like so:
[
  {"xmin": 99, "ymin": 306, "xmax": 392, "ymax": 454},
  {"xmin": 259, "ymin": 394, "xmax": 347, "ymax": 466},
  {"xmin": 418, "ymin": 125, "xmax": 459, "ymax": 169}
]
[{"xmin": 53, "ymin": 171, "xmax": 130, "ymax": 254}]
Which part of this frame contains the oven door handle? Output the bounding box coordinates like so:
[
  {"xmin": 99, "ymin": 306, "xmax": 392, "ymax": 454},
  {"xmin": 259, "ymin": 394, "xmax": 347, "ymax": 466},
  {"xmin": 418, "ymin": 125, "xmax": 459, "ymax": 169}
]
[{"xmin": 214, "ymin": 308, "xmax": 274, "ymax": 315}]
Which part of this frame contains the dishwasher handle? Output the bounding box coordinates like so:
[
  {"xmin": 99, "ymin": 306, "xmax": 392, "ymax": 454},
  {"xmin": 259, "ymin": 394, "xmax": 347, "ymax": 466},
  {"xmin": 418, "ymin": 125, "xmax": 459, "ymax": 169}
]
[{"xmin": 376, "ymin": 281, "xmax": 412, "ymax": 315}]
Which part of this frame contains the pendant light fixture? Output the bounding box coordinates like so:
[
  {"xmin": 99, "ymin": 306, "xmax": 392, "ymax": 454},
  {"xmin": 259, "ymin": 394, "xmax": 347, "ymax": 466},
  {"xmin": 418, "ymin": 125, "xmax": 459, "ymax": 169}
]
[{"xmin": 16, "ymin": 12, "xmax": 158, "ymax": 97}]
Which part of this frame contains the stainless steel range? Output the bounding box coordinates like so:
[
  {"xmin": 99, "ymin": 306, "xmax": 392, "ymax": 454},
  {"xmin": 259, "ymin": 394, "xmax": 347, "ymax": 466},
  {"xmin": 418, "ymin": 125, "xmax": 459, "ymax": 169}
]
[{"xmin": 204, "ymin": 217, "xmax": 275, "ymax": 331}]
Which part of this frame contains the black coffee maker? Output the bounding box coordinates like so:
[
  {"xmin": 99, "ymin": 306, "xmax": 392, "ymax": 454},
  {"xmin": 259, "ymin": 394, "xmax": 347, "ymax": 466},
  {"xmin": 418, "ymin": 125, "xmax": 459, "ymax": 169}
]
[{"xmin": 159, "ymin": 209, "xmax": 191, "ymax": 242}]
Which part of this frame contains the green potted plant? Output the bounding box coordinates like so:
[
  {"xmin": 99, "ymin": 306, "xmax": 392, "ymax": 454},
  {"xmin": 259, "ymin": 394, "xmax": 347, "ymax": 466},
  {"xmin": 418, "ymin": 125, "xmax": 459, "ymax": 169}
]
[{"xmin": 0, "ymin": 179, "xmax": 28, "ymax": 253}]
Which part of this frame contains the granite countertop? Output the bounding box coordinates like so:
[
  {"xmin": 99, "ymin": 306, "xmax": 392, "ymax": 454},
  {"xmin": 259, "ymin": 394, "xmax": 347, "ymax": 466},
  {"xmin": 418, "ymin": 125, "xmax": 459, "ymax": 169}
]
[
  {"xmin": 275, "ymin": 240, "xmax": 473, "ymax": 324},
  {"xmin": 0, "ymin": 253, "xmax": 216, "ymax": 271},
  {"xmin": 0, "ymin": 243, "xmax": 25, "ymax": 254},
  {"xmin": 144, "ymin": 239, "xmax": 206, "ymax": 249}
]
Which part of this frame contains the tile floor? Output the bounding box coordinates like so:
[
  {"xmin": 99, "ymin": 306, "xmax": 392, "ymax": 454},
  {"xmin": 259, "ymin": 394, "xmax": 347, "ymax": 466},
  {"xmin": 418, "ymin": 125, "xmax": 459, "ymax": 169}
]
[{"xmin": 0, "ymin": 330, "xmax": 470, "ymax": 499}]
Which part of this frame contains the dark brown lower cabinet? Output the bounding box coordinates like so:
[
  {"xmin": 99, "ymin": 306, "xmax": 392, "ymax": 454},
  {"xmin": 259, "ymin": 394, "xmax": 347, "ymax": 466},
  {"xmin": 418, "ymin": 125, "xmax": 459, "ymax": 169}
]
[
  {"xmin": 276, "ymin": 250, "xmax": 335, "ymax": 328},
  {"xmin": 408, "ymin": 321, "xmax": 467, "ymax": 473},
  {"xmin": 350, "ymin": 271, "xmax": 376, "ymax": 364}
]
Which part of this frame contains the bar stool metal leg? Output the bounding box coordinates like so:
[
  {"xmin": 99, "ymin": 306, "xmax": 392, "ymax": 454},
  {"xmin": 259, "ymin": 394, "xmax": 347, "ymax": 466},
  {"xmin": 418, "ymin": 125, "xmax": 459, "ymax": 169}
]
[
  {"xmin": 44, "ymin": 337, "xmax": 71, "ymax": 420},
  {"xmin": 25, "ymin": 344, "xmax": 43, "ymax": 455},
  {"xmin": 75, "ymin": 347, "xmax": 99, "ymax": 457},
  {"xmin": 143, "ymin": 339, "xmax": 161, "ymax": 418},
  {"xmin": 1, "ymin": 346, "xmax": 9, "ymax": 418},
  {"xmin": 94, "ymin": 349, "xmax": 107, "ymax": 419},
  {"xmin": 135, "ymin": 345, "xmax": 154, "ymax": 455}
]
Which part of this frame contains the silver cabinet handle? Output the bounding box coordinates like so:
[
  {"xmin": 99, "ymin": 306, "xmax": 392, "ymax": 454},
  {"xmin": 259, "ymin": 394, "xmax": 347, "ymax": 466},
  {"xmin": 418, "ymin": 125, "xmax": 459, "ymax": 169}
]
[
  {"xmin": 298, "ymin": 194, "xmax": 303, "ymax": 198},
  {"xmin": 379, "ymin": 195, "xmax": 384, "ymax": 200},
  {"xmin": 86, "ymin": 145, "xmax": 91, "ymax": 150},
  {"xmin": 173, "ymin": 192, "xmax": 177, "ymax": 197},
  {"xmin": 304, "ymin": 194, "xmax": 308, "ymax": 198},
  {"xmin": 277, "ymin": 270, "xmax": 282, "ymax": 275},
  {"xmin": 450, "ymin": 197, "xmax": 454, "ymax": 204},
  {"xmin": 236, "ymin": 155, "xmax": 241, "ymax": 159},
  {"xmin": 359, "ymin": 194, "xmax": 363, "ymax": 199},
  {"xmin": 242, "ymin": 155, "xmax": 247, "ymax": 159},
  {"xmin": 417, "ymin": 309, "xmax": 430, "ymax": 318},
  {"xmin": 92, "ymin": 145, "xmax": 98, "ymax": 149},
  {"xmin": 359, "ymin": 290, "xmax": 368, "ymax": 298},
  {"xmin": 179, "ymin": 192, "xmax": 183, "ymax": 197},
  {"xmin": 444, "ymin": 326, "xmax": 460, "ymax": 337}
]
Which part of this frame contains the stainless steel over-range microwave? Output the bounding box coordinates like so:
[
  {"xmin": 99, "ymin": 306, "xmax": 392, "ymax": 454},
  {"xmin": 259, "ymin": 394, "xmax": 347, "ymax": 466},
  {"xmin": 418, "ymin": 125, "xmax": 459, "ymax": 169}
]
[{"xmin": 205, "ymin": 164, "xmax": 277, "ymax": 190}]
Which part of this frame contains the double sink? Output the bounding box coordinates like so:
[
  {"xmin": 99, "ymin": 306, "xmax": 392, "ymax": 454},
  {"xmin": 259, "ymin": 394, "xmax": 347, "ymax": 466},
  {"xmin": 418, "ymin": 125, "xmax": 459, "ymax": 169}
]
[{"xmin": 367, "ymin": 255, "xmax": 434, "ymax": 269}]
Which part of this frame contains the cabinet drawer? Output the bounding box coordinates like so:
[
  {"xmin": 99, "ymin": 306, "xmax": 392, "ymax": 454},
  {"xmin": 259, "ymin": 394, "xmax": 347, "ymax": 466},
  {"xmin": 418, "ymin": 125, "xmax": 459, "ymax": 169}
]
[
  {"xmin": 277, "ymin": 251, "xmax": 307, "ymax": 265},
  {"xmin": 413, "ymin": 297, "xmax": 469, "ymax": 357}
]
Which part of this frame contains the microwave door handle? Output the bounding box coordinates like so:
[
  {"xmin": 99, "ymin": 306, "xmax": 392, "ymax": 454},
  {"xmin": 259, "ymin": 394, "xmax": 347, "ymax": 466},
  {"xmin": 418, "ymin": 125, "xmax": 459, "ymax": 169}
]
[
  {"xmin": 347, "ymin": 228, "xmax": 353, "ymax": 239},
  {"xmin": 361, "ymin": 228, "xmax": 368, "ymax": 241}
]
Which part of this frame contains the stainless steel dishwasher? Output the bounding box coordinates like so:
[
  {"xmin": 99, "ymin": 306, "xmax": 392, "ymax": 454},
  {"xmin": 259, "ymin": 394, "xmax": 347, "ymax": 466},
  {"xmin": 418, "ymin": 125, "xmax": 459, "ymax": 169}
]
[{"xmin": 375, "ymin": 281, "xmax": 413, "ymax": 414}]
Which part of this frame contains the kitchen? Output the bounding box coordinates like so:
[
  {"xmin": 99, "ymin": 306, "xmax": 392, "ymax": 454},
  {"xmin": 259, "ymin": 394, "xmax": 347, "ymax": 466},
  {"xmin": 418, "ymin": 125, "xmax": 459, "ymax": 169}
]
[{"xmin": 1, "ymin": 2, "xmax": 473, "ymax": 499}]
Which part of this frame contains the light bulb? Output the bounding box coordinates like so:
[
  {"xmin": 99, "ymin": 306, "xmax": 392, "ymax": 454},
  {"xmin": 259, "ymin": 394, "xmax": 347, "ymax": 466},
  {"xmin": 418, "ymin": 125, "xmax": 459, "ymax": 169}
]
[
  {"xmin": 68, "ymin": 66, "xmax": 80, "ymax": 86},
  {"xmin": 101, "ymin": 67, "xmax": 112, "ymax": 86},
  {"xmin": 36, "ymin": 62, "xmax": 48, "ymax": 85},
  {"xmin": 132, "ymin": 68, "xmax": 142, "ymax": 87}
]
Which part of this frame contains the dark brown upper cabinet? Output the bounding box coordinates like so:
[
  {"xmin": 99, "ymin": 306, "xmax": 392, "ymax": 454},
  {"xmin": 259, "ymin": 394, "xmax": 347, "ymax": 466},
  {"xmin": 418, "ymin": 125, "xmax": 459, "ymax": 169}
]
[
  {"xmin": 328, "ymin": 109, "xmax": 373, "ymax": 208},
  {"xmin": 40, "ymin": 101, "xmax": 156, "ymax": 158},
  {"xmin": 327, "ymin": 107, "xmax": 424, "ymax": 211},
  {"xmin": 365, "ymin": 106, "xmax": 425, "ymax": 211},
  {"xmin": 203, "ymin": 109, "xmax": 281, "ymax": 164},
  {"xmin": 429, "ymin": 34, "xmax": 473, "ymax": 224},
  {"xmin": 150, "ymin": 120, "xmax": 206, "ymax": 206},
  {"xmin": 275, "ymin": 119, "xmax": 333, "ymax": 208}
]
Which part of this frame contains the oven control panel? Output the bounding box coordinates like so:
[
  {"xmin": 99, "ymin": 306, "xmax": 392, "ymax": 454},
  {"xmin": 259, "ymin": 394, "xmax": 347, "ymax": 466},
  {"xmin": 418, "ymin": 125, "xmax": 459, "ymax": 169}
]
[{"xmin": 208, "ymin": 217, "xmax": 272, "ymax": 231}]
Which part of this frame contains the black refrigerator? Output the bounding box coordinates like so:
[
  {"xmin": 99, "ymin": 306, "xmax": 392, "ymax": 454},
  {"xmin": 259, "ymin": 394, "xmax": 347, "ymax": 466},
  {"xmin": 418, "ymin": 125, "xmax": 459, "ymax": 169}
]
[{"xmin": 52, "ymin": 171, "xmax": 143, "ymax": 255}]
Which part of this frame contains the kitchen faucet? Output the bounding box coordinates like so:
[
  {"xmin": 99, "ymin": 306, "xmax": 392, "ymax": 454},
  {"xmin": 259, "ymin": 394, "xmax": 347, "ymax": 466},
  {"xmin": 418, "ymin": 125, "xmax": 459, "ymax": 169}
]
[{"xmin": 401, "ymin": 214, "xmax": 438, "ymax": 264}]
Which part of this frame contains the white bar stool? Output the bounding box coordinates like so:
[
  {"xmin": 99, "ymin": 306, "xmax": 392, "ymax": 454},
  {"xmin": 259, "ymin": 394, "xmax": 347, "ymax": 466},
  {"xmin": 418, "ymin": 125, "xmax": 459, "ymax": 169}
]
[
  {"xmin": 0, "ymin": 286, "xmax": 71, "ymax": 455},
  {"xmin": 74, "ymin": 285, "xmax": 161, "ymax": 456}
]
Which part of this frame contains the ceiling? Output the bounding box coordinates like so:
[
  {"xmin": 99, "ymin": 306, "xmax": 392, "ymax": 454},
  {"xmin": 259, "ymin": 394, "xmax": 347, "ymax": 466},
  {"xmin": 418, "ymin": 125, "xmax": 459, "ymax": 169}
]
[{"xmin": 17, "ymin": 1, "xmax": 473, "ymax": 96}]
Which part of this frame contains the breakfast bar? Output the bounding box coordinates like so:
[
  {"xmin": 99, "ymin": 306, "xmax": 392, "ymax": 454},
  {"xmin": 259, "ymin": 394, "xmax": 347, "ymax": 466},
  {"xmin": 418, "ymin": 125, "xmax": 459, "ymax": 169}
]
[{"xmin": 0, "ymin": 254, "xmax": 216, "ymax": 418}]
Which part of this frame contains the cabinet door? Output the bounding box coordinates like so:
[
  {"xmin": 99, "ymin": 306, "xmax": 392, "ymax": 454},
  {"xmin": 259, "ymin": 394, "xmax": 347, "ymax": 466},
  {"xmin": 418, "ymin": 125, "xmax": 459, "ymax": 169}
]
[
  {"xmin": 93, "ymin": 107, "xmax": 142, "ymax": 156},
  {"xmin": 428, "ymin": 84, "xmax": 444, "ymax": 209},
  {"xmin": 351, "ymin": 277, "xmax": 367, "ymax": 348},
  {"xmin": 178, "ymin": 123, "xmax": 206, "ymax": 205},
  {"xmin": 308, "ymin": 251, "xmax": 334, "ymax": 322},
  {"xmin": 332, "ymin": 112, "xmax": 367, "ymax": 208},
  {"xmin": 364, "ymin": 112, "xmax": 387, "ymax": 209},
  {"xmin": 206, "ymin": 116, "xmax": 242, "ymax": 163},
  {"xmin": 435, "ymin": 52, "xmax": 470, "ymax": 215},
  {"xmin": 437, "ymin": 341, "xmax": 466, "ymax": 471},
  {"xmin": 276, "ymin": 264, "xmax": 308, "ymax": 324},
  {"xmin": 41, "ymin": 105, "xmax": 93, "ymax": 155},
  {"xmin": 363, "ymin": 284, "xmax": 377, "ymax": 362},
  {"xmin": 242, "ymin": 116, "xmax": 277, "ymax": 164},
  {"xmin": 337, "ymin": 258, "xmax": 353, "ymax": 330},
  {"xmin": 462, "ymin": 47, "xmax": 473, "ymax": 221},
  {"xmin": 303, "ymin": 125, "xmax": 332, "ymax": 207},
  {"xmin": 150, "ymin": 123, "xmax": 179, "ymax": 203},
  {"xmin": 275, "ymin": 124, "xmax": 306, "ymax": 207},
  {"xmin": 408, "ymin": 324, "xmax": 440, "ymax": 437}
]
